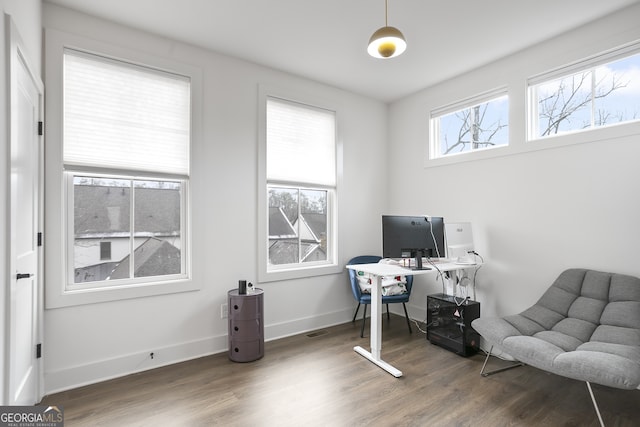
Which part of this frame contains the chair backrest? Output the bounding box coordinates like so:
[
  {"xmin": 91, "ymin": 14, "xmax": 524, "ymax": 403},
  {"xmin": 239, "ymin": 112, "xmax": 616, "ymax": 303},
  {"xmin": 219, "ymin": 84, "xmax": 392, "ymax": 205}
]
[
  {"xmin": 405, "ymin": 273, "xmax": 414, "ymax": 294},
  {"xmin": 528, "ymin": 268, "xmax": 640, "ymax": 345},
  {"xmin": 347, "ymin": 256, "xmax": 382, "ymax": 301}
]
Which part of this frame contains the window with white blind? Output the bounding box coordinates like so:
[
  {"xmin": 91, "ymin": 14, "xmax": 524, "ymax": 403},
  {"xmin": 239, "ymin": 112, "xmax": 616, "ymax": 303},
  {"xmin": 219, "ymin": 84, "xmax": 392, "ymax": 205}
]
[
  {"xmin": 64, "ymin": 49, "xmax": 190, "ymax": 174},
  {"xmin": 63, "ymin": 49, "xmax": 190, "ymax": 291},
  {"xmin": 258, "ymin": 93, "xmax": 339, "ymax": 281}
]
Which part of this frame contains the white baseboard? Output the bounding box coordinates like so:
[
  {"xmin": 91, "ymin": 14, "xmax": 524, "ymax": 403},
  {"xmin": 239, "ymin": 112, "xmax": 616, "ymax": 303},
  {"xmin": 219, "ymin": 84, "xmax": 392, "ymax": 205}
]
[
  {"xmin": 44, "ymin": 335, "xmax": 227, "ymax": 396},
  {"xmin": 264, "ymin": 308, "xmax": 353, "ymax": 341},
  {"xmin": 44, "ymin": 308, "xmax": 354, "ymax": 395}
]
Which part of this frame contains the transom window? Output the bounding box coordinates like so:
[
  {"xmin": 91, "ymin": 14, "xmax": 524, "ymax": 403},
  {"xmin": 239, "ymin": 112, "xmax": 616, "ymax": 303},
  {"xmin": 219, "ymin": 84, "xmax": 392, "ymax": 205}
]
[
  {"xmin": 529, "ymin": 48, "xmax": 640, "ymax": 139},
  {"xmin": 430, "ymin": 90, "xmax": 509, "ymax": 159},
  {"xmin": 63, "ymin": 49, "xmax": 190, "ymax": 290}
]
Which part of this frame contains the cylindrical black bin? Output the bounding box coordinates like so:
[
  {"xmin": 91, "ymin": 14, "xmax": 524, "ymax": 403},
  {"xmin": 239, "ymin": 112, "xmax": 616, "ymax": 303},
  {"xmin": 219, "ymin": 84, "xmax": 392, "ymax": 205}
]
[{"xmin": 227, "ymin": 288, "xmax": 264, "ymax": 362}]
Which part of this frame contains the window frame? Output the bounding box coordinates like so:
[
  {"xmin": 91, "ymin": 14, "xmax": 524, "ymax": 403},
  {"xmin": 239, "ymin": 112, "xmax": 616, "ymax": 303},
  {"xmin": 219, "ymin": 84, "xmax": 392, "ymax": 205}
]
[
  {"xmin": 257, "ymin": 86, "xmax": 341, "ymax": 283},
  {"xmin": 429, "ymin": 87, "xmax": 510, "ymax": 161},
  {"xmin": 528, "ymin": 41, "xmax": 640, "ymax": 141},
  {"xmin": 44, "ymin": 29, "xmax": 202, "ymax": 308},
  {"xmin": 65, "ymin": 171, "xmax": 189, "ymax": 291},
  {"xmin": 266, "ymin": 184, "xmax": 335, "ymax": 270}
]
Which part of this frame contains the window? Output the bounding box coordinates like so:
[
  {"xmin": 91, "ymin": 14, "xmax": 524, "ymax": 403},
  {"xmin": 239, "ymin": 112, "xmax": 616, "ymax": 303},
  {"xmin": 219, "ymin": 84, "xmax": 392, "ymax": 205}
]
[
  {"xmin": 259, "ymin": 94, "xmax": 338, "ymax": 280},
  {"xmin": 99, "ymin": 241, "xmax": 111, "ymax": 261},
  {"xmin": 430, "ymin": 90, "xmax": 509, "ymax": 158},
  {"xmin": 268, "ymin": 187, "xmax": 329, "ymax": 265},
  {"xmin": 530, "ymin": 49, "xmax": 640, "ymax": 139},
  {"xmin": 70, "ymin": 175, "xmax": 185, "ymax": 285},
  {"xmin": 63, "ymin": 49, "xmax": 190, "ymax": 290}
]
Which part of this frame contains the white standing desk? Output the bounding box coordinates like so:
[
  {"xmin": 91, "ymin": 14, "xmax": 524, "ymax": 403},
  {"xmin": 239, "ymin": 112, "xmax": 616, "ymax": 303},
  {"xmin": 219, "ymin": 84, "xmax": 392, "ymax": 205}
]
[{"xmin": 346, "ymin": 261, "xmax": 478, "ymax": 378}]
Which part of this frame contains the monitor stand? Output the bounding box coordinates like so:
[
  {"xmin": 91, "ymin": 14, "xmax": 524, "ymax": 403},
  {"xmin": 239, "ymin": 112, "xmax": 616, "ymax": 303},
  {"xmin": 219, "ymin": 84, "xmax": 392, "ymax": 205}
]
[{"xmin": 411, "ymin": 253, "xmax": 431, "ymax": 271}]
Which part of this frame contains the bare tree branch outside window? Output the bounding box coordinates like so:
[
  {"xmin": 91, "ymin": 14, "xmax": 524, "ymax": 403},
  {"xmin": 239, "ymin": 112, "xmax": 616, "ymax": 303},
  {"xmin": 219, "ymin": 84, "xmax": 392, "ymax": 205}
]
[
  {"xmin": 438, "ymin": 95, "xmax": 509, "ymax": 156},
  {"xmin": 535, "ymin": 52, "xmax": 639, "ymax": 138},
  {"xmin": 434, "ymin": 52, "xmax": 639, "ymax": 158}
]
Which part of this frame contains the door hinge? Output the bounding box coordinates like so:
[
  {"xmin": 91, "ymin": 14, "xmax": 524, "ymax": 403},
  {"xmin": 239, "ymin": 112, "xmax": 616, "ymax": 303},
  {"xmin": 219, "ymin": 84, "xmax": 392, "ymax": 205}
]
[
  {"xmin": 38, "ymin": 121, "xmax": 43, "ymax": 136},
  {"xmin": 36, "ymin": 343, "xmax": 42, "ymax": 359},
  {"xmin": 37, "ymin": 232, "xmax": 42, "ymax": 247}
]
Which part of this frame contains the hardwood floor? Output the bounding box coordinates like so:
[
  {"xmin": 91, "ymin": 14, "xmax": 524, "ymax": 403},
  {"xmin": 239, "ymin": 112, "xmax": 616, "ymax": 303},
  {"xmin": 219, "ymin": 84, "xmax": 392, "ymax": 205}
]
[{"xmin": 41, "ymin": 315, "xmax": 640, "ymax": 426}]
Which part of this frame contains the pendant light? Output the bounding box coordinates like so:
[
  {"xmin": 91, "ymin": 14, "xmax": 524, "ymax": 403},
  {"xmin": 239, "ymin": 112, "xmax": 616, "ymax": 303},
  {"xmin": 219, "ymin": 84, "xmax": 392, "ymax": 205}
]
[{"xmin": 367, "ymin": 0, "xmax": 406, "ymax": 59}]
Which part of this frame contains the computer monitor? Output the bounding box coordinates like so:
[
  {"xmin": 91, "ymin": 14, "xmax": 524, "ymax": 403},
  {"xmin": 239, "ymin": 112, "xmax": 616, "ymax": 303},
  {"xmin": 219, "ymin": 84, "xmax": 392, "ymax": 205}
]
[
  {"xmin": 382, "ymin": 215, "xmax": 445, "ymax": 270},
  {"xmin": 444, "ymin": 222, "xmax": 475, "ymax": 263}
]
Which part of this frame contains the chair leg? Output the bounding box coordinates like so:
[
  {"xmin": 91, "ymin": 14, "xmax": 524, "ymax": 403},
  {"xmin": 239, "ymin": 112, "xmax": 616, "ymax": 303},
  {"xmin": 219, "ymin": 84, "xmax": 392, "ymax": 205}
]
[
  {"xmin": 479, "ymin": 345, "xmax": 525, "ymax": 377},
  {"xmin": 386, "ymin": 303, "xmax": 390, "ymax": 320},
  {"xmin": 352, "ymin": 303, "xmax": 360, "ymax": 323},
  {"xmin": 586, "ymin": 382, "xmax": 605, "ymax": 427},
  {"xmin": 360, "ymin": 304, "xmax": 367, "ymax": 338},
  {"xmin": 402, "ymin": 303, "xmax": 412, "ymax": 334}
]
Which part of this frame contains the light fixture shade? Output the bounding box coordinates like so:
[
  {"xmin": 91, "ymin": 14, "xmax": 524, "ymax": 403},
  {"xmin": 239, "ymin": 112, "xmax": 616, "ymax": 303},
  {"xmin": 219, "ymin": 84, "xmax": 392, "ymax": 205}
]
[{"xmin": 368, "ymin": 26, "xmax": 406, "ymax": 59}]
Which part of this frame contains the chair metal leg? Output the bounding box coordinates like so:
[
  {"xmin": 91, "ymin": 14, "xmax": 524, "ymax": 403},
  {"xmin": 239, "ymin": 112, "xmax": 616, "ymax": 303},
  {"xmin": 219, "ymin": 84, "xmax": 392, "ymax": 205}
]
[
  {"xmin": 402, "ymin": 303, "xmax": 412, "ymax": 334},
  {"xmin": 352, "ymin": 303, "xmax": 360, "ymax": 323},
  {"xmin": 359, "ymin": 302, "xmax": 414, "ymax": 337},
  {"xmin": 360, "ymin": 304, "xmax": 367, "ymax": 338},
  {"xmin": 586, "ymin": 382, "xmax": 605, "ymax": 427},
  {"xmin": 479, "ymin": 346, "xmax": 525, "ymax": 377}
]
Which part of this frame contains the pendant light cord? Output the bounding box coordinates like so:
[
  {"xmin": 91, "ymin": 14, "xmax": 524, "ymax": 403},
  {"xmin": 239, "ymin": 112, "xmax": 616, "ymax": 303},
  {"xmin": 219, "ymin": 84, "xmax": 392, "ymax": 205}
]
[{"xmin": 385, "ymin": 0, "xmax": 389, "ymax": 26}]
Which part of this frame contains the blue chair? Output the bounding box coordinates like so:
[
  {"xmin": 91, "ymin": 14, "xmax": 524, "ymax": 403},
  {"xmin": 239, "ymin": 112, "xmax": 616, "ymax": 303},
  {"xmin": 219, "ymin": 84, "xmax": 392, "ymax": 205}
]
[{"xmin": 347, "ymin": 255, "xmax": 413, "ymax": 338}]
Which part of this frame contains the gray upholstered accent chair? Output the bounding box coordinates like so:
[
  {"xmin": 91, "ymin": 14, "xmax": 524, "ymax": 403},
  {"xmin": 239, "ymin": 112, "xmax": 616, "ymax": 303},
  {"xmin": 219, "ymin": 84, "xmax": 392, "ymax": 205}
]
[{"xmin": 472, "ymin": 268, "xmax": 640, "ymax": 426}]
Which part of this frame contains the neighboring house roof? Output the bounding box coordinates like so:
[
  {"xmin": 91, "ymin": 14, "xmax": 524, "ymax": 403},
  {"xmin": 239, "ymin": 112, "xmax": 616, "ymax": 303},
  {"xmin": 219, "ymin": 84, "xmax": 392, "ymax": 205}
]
[
  {"xmin": 269, "ymin": 209, "xmax": 328, "ymax": 263},
  {"xmin": 268, "ymin": 207, "xmax": 296, "ymax": 239},
  {"xmin": 268, "ymin": 240, "xmax": 299, "ymax": 265},
  {"xmin": 293, "ymin": 212, "xmax": 327, "ymax": 243},
  {"xmin": 74, "ymin": 262, "xmax": 119, "ymax": 284},
  {"xmin": 302, "ymin": 212, "xmax": 327, "ymax": 240},
  {"xmin": 74, "ymin": 184, "xmax": 180, "ymax": 238},
  {"xmin": 268, "ymin": 240, "xmax": 326, "ymax": 265},
  {"xmin": 109, "ymin": 237, "xmax": 181, "ymax": 280}
]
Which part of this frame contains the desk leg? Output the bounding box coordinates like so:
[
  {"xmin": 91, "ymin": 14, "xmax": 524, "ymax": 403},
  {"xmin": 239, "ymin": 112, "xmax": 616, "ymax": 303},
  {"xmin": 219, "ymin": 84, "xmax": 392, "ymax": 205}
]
[
  {"xmin": 353, "ymin": 275, "xmax": 403, "ymax": 378},
  {"xmin": 370, "ymin": 274, "xmax": 382, "ymax": 359}
]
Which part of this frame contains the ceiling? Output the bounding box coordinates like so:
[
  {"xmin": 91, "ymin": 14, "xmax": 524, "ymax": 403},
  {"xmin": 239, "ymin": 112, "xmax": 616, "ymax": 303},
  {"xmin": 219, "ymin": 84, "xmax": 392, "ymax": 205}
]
[{"xmin": 44, "ymin": 0, "xmax": 639, "ymax": 103}]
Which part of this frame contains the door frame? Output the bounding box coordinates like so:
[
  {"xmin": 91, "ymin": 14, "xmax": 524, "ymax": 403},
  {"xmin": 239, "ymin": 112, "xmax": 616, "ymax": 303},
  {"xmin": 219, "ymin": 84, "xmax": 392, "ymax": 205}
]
[{"xmin": 6, "ymin": 12, "xmax": 45, "ymax": 405}]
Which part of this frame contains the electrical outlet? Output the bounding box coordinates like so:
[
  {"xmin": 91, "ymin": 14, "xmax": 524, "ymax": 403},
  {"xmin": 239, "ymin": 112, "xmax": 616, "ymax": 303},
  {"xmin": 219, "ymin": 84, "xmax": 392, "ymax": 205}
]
[{"xmin": 221, "ymin": 303, "xmax": 228, "ymax": 319}]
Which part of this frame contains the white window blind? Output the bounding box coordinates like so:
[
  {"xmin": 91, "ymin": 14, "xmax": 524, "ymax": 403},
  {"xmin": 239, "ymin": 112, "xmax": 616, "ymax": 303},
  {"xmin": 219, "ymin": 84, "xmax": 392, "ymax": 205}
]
[
  {"xmin": 266, "ymin": 97, "xmax": 336, "ymax": 186},
  {"xmin": 63, "ymin": 49, "xmax": 191, "ymax": 175}
]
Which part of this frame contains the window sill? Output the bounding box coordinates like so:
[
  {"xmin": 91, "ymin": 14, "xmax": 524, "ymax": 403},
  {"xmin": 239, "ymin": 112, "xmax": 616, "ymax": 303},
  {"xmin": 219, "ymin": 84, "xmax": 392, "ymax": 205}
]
[
  {"xmin": 258, "ymin": 262, "xmax": 342, "ymax": 283},
  {"xmin": 425, "ymin": 145, "xmax": 511, "ymax": 168},
  {"xmin": 45, "ymin": 277, "xmax": 200, "ymax": 308},
  {"xmin": 425, "ymin": 121, "xmax": 640, "ymax": 168}
]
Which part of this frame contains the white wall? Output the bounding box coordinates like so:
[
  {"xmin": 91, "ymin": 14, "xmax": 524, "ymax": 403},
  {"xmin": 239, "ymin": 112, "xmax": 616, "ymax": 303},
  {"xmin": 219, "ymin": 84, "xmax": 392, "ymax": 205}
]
[
  {"xmin": 42, "ymin": 4, "xmax": 388, "ymax": 393},
  {"xmin": 1, "ymin": 0, "xmax": 42, "ymax": 406},
  {"xmin": 389, "ymin": 3, "xmax": 640, "ymax": 324}
]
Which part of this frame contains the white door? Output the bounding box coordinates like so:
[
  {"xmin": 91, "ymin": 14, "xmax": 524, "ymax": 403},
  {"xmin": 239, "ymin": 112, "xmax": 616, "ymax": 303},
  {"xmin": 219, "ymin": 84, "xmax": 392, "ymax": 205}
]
[{"xmin": 8, "ymin": 15, "xmax": 44, "ymax": 405}]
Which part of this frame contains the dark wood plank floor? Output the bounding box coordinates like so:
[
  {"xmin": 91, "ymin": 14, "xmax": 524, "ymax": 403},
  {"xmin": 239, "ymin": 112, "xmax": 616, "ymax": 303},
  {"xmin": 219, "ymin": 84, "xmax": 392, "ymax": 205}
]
[{"xmin": 41, "ymin": 315, "xmax": 640, "ymax": 426}]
